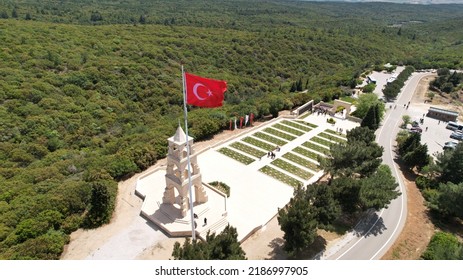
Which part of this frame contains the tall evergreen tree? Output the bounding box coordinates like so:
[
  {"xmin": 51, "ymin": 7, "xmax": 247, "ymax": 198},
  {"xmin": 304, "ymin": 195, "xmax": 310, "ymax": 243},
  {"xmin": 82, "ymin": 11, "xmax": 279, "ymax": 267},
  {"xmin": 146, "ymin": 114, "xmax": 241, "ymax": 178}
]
[
  {"xmin": 278, "ymin": 186, "xmax": 318, "ymax": 256},
  {"xmin": 403, "ymin": 143, "xmax": 430, "ymax": 171},
  {"xmin": 83, "ymin": 179, "xmax": 116, "ymax": 228},
  {"xmin": 360, "ymin": 105, "xmax": 378, "ymax": 130},
  {"xmin": 320, "ymin": 139, "xmax": 383, "ymax": 179},
  {"xmin": 0, "ymin": 11, "xmax": 9, "ymax": 19},
  {"xmin": 347, "ymin": 126, "xmax": 376, "ymax": 145},
  {"xmin": 331, "ymin": 176, "xmax": 362, "ymax": 214},
  {"xmin": 436, "ymin": 182, "xmax": 463, "ymax": 219},
  {"xmin": 438, "ymin": 143, "xmax": 463, "ymax": 184},
  {"xmin": 306, "ymin": 183, "xmax": 341, "ymax": 229},
  {"xmin": 139, "ymin": 14, "xmax": 146, "ymax": 24},
  {"xmin": 290, "ymin": 82, "xmax": 296, "ymax": 92},
  {"xmin": 359, "ymin": 165, "xmax": 400, "ymax": 211},
  {"xmin": 398, "ymin": 132, "xmax": 420, "ymax": 155},
  {"xmin": 296, "ymin": 77, "xmax": 303, "ymax": 91}
]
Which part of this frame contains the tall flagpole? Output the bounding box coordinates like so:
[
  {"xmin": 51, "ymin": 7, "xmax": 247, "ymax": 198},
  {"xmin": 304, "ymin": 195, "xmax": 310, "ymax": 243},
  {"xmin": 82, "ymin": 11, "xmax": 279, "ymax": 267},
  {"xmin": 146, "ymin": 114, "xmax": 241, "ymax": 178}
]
[{"xmin": 181, "ymin": 65, "xmax": 197, "ymax": 241}]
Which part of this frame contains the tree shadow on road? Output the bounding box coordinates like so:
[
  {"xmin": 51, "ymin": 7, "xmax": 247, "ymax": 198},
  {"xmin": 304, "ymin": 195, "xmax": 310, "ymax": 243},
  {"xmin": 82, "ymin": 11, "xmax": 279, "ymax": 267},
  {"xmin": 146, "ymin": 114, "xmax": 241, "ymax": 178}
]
[{"xmin": 353, "ymin": 211, "xmax": 387, "ymax": 238}]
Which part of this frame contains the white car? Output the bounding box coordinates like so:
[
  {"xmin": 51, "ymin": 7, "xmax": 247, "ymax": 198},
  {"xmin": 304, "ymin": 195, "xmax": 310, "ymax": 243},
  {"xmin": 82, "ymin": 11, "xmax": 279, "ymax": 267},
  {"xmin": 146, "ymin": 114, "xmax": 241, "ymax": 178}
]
[
  {"xmin": 450, "ymin": 132, "xmax": 463, "ymax": 140},
  {"xmin": 444, "ymin": 141, "xmax": 459, "ymax": 150}
]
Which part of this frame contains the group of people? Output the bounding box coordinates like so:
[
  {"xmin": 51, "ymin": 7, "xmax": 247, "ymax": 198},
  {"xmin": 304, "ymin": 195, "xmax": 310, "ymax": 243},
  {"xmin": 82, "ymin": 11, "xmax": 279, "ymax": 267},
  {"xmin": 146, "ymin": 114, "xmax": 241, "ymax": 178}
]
[
  {"xmin": 402, "ymin": 101, "xmax": 411, "ymax": 109},
  {"xmin": 193, "ymin": 213, "xmax": 207, "ymax": 228},
  {"xmin": 315, "ymin": 107, "xmax": 329, "ymax": 116},
  {"xmin": 264, "ymin": 146, "xmax": 280, "ymax": 160}
]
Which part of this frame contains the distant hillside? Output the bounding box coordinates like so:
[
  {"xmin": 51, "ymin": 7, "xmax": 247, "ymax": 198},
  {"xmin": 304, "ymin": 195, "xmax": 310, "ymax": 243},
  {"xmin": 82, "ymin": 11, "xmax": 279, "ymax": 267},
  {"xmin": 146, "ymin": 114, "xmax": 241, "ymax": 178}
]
[{"xmin": 304, "ymin": 0, "xmax": 463, "ymax": 4}]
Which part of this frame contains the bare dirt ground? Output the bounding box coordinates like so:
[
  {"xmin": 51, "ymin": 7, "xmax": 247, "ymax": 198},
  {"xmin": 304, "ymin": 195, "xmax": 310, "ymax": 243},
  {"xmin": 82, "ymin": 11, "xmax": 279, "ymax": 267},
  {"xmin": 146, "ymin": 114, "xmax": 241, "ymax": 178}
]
[
  {"xmin": 380, "ymin": 168, "xmax": 434, "ymax": 260},
  {"xmin": 412, "ymin": 74, "xmax": 463, "ymax": 122}
]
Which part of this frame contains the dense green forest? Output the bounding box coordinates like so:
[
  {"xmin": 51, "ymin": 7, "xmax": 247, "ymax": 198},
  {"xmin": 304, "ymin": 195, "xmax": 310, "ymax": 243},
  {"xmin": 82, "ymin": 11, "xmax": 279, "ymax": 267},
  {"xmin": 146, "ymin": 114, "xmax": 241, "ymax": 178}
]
[{"xmin": 0, "ymin": 0, "xmax": 462, "ymax": 259}]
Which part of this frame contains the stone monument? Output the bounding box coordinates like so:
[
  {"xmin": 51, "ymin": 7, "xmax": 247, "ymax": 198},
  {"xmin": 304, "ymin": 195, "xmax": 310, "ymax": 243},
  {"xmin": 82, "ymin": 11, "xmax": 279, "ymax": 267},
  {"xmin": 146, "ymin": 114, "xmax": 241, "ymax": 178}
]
[{"xmin": 162, "ymin": 126, "xmax": 208, "ymax": 217}]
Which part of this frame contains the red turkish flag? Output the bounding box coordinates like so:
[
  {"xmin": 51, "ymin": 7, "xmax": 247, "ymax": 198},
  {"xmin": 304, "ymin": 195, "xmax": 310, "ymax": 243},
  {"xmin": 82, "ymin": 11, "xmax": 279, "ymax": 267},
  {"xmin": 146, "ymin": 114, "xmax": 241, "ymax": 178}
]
[{"xmin": 184, "ymin": 72, "xmax": 227, "ymax": 108}]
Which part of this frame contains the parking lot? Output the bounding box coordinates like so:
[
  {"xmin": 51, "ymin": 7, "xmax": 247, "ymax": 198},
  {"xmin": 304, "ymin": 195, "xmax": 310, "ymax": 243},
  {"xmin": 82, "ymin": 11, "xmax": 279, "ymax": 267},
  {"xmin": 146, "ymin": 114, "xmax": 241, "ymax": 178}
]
[
  {"xmin": 408, "ymin": 110, "xmax": 461, "ymax": 158},
  {"xmin": 369, "ymin": 68, "xmax": 460, "ymax": 159}
]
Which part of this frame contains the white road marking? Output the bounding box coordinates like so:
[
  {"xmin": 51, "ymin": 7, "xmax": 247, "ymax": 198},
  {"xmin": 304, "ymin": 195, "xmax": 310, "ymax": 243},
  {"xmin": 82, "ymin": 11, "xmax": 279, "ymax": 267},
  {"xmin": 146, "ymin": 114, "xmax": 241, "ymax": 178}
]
[{"xmin": 334, "ymin": 73, "xmax": 426, "ymax": 259}]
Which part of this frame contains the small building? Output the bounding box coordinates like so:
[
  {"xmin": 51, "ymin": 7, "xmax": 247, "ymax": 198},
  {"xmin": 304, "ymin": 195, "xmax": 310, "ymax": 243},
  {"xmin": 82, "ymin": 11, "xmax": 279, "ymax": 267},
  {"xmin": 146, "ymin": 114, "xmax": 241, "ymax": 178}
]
[{"xmin": 426, "ymin": 106, "xmax": 459, "ymax": 122}]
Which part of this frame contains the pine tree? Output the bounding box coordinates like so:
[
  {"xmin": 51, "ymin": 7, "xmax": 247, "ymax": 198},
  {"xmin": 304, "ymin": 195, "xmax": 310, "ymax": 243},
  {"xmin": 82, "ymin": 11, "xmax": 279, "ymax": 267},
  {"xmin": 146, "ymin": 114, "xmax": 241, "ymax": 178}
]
[
  {"xmin": 139, "ymin": 14, "xmax": 146, "ymax": 24},
  {"xmin": 0, "ymin": 11, "xmax": 9, "ymax": 19},
  {"xmin": 296, "ymin": 77, "xmax": 303, "ymax": 91},
  {"xmin": 398, "ymin": 133, "xmax": 420, "ymax": 156},
  {"xmin": 290, "ymin": 82, "xmax": 296, "ymax": 92},
  {"xmin": 360, "ymin": 105, "xmax": 378, "ymax": 130},
  {"xmin": 278, "ymin": 186, "xmax": 318, "ymax": 256},
  {"xmin": 403, "ymin": 143, "xmax": 429, "ymax": 170},
  {"xmin": 439, "ymin": 143, "xmax": 463, "ymax": 184},
  {"xmin": 306, "ymin": 183, "xmax": 341, "ymax": 229}
]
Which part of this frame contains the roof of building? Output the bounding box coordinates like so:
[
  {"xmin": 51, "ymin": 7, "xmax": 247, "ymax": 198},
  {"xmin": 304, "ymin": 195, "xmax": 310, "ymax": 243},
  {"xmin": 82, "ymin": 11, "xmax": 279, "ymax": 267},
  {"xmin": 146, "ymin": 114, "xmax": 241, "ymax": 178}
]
[
  {"xmin": 169, "ymin": 125, "xmax": 191, "ymax": 144},
  {"xmin": 428, "ymin": 106, "xmax": 459, "ymax": 117}
]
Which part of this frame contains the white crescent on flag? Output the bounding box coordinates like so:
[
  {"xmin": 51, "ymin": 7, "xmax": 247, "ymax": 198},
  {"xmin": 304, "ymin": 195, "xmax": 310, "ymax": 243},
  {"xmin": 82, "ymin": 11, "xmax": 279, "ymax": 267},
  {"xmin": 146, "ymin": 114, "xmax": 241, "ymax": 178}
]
[{"xmin": 193, "ymin": 83, "xmax": 212, "ymax": 101}]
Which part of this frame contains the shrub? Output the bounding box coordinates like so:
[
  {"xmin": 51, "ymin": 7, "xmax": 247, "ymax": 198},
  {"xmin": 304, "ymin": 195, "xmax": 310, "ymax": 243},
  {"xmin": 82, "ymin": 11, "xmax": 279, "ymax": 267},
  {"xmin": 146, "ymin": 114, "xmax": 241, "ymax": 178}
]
[
  {"xmin": 421, "ymin": 232, "xmax": 463, "ymax": 260},
  {"xmin": 327, "ymin": 118, "xmax": 336, "ymax": 124},
  {"xmin": 415, "ymin": 176, "xmax": 431, "ymax": 190},
  {"xmin": 208, "ymin": 181, "xmax": 230, "ymax": 197}
]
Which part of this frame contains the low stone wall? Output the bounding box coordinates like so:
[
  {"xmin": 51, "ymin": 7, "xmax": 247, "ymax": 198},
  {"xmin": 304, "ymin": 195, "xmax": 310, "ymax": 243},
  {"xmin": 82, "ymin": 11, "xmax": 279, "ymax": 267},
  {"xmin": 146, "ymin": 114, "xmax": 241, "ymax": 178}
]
[
  {"xmin": 347, "ymin": 115, "xmax": 362, "ymax": 123},
  {"xmin": 292, "ymin": 100, "xmax": 314, "ymax": 116}
]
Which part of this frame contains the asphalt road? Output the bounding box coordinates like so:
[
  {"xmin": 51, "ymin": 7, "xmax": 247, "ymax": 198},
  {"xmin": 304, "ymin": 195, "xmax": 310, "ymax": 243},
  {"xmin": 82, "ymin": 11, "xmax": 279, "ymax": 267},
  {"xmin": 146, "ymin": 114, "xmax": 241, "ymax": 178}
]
[{"xmin": 324, "ymin": 72, "xmax": 433, "ymax": 260}]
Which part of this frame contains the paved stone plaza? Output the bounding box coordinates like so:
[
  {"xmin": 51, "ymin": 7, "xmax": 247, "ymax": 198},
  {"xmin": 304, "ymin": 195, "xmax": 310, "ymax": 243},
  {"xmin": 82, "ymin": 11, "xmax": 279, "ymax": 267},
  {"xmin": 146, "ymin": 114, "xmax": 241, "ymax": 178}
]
[{"xmin": 136, "ymin": 113, "xmax": 360, "ymax": 242}]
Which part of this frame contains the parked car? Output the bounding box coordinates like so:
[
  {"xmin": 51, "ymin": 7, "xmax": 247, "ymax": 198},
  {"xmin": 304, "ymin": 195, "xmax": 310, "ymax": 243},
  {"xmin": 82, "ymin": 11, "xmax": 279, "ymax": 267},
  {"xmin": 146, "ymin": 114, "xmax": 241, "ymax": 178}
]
[
  {"xmin": 443, "ymin": 141, "xmax": 458, "ymax": 150},
  {"xmin": 378, "ymin": 97, "xmax": 387, "ymax": 103},
  {"xmin": 409, "ymin": 126, "xmax": 422, "ymax": 133},
  {"xmin": 450, "ymin": 132, "xmax": 463, "ymax": 140}
]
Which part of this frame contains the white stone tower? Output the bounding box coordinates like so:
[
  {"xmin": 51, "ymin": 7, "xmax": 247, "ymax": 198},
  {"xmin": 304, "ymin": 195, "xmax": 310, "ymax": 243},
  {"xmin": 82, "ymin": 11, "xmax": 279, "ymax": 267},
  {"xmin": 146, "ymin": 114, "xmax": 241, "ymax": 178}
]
[{"xmin": 162, "ymin": 126, "xmax": 208, "ymax": 217}]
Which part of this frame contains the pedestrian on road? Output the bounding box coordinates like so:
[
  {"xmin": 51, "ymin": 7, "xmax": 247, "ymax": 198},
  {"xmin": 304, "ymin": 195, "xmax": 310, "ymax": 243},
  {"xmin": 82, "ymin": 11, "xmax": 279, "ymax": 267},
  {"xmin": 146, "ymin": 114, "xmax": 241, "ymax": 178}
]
[{"xmin": 204, "ymin": 217, "xmax": 207, "ymax": 226}]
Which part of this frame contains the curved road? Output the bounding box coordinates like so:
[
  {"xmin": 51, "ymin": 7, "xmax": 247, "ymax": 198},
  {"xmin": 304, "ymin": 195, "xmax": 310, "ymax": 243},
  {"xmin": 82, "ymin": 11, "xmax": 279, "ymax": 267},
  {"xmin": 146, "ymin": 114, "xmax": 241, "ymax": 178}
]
[{"xmin": 323, "ymin": 72, "xmax": 433, "ymax": 260}]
